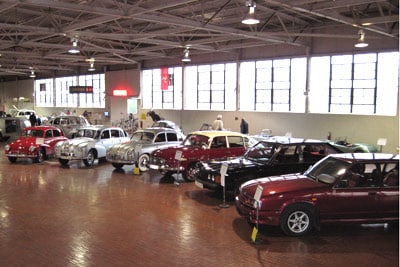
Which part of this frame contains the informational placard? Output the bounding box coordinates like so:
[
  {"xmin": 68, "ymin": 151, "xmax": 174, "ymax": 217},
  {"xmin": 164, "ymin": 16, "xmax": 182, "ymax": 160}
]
[
  {"xmin": 253, "ymin": 185, "xmax": 263, "ymax": 208},
  {"xmin": 220, "ymin": 163, "xmax": 228, "ymax": 187},
  {"xmin": 36, "ymin": 138, "xmax": 44, "ymax": 145},
  {"xmin": 251, "ymin": 227, "xmax": 258, "ymax": 243},
  {"xmin": 377, "ymin": 138, "xmax": 387, "ymax": 146},
  {"xmin": 174, "ymin": 150, "xmax": 182, "ymax": 161}
]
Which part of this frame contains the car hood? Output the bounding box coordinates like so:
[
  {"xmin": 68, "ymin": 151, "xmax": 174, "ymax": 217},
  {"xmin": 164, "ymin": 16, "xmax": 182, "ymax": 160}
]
[
  {"xmin": 200, "ymin": 157, "xmax": 259, "ymax": 172},
  {"xmin": 240, "ymin": 174, "xmax": 325, "ymax": 198},
  {"xmin": 60, "ymin": 137, "xmax": 95, "ymax": 146},
  {"xmin": 108, "ymin": 140, "xmax": 151, "ymax": 152},
  {"xmin": 9, "ymin": 136, "xmax": 40, "ymax": 148}
]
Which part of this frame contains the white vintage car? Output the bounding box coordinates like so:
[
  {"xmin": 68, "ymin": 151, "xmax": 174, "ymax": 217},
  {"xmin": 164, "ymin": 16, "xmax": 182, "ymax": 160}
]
[
  {"xmin": 106, "ymin": 127, "xmax": 185, "ymax": 171},
  {"xmin": 55, "ymin": 125, "xmax": 130, "ymax": 167}
]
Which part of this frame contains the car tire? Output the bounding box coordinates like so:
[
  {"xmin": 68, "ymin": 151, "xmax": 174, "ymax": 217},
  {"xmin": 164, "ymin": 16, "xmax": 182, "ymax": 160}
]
[
  {"xmin": 280, "ymin": 204, "xmax": 314, "ymax": 237},
  {"xmin": 83, "ymin": 149, "xmax": 96, "ymax": 167},
  {"xmin": 59, "ymin": 158, "xmax": 69, "ymax": 166},
  {"xmin": 8, "ymin": 157, "xmax": 17, "ymax": 163},
  {"xmin": 138, "ymin": 154, "xmax": 150, "ymax": 172},
  {"xmin": 182, "ymin": 162, "xmax": 197, "ymax": 182},
  {"xmin": 35, "ymin": 148, "xmax": 45, "ymax": 163},
  {"xmin": 112, "ymin": 163, "xmax": 124, "ymax": 169}
]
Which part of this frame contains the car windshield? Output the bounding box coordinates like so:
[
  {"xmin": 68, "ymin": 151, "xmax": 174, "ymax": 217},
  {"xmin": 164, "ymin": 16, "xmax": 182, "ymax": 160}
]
[
  {"xmin": 131, "ymin": 131, "xmax": 155, "ymax": 142},
  {"xmin": 23, "ymin": 129, "xmax": 44, "ymax": 137},
  {"xmin": 77, "ymin": 129, "xmax": 99, "ymax": 138},
  {"xmin": 305, "ymin": 157, "xmax": 351, "ymax": 182},
  {"xmin": 183, "ymin": 134, "xmax": 209, "ymax": 147},
  {"xmin": 244, "ymin": 141, "xmax": 276, "ymax": 162}
]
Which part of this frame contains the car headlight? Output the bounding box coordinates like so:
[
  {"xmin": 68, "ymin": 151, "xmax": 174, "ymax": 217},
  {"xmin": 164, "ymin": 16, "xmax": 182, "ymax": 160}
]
[
  {"xmin": 5, "ymin": 145, "xmax": 9, "ymax": 151},
  {"xmin": 29, "ymin": 145, "xmax": 36, "ymax": 152}
]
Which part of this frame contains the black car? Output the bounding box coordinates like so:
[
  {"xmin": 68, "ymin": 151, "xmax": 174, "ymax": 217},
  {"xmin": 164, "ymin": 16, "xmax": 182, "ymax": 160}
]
[{"xmin": 194, "ymin": 137, "xmax": 342, "ymax": 195}]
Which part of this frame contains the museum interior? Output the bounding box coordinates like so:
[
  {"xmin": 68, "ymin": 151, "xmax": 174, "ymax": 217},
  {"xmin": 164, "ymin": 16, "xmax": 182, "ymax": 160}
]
[{"xmin": 0, "ymin": 1, "xmax": 398, "ymax": 266}]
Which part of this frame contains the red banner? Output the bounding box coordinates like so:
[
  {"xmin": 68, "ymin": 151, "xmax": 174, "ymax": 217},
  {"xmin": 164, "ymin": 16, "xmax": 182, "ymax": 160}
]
[{"xmin": 161, "ymin": 67, "xmax": 169, "ymax": 90}]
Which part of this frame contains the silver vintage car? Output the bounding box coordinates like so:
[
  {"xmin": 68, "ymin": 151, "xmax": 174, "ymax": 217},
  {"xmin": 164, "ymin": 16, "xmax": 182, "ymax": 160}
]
[
  {"xmin": 106, "ymin": 127, "xmax": 185, "ymax": 171},
  {"xmin": 55, "ymin": 125, "xmax": 130, "ymax": 167}
]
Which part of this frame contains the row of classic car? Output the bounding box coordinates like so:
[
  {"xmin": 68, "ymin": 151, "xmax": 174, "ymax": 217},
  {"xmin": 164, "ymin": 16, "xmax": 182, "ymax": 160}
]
[
  {"xmin": 193, "ymin": 137, "xmax": 343, "ymax": 195},
  {"xmin": 3, "ymin": 120, "xmax": 399, "ymax": 237}
]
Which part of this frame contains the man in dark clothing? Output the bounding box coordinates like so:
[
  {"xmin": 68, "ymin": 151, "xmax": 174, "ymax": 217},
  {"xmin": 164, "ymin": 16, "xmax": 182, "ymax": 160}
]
[
  {"xmin": 240, "ymin": 118, "xmax": 249, "ymax": 134},
  {"xmin": 29, "ymin": 113, "xmax": 37, "ymax": 126}
]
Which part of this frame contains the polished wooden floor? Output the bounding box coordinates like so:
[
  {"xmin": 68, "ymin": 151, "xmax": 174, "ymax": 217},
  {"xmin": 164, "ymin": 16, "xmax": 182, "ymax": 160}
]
[{"xmin": 0, "ymin": 150, "xmax": 398, "ymax": 267}]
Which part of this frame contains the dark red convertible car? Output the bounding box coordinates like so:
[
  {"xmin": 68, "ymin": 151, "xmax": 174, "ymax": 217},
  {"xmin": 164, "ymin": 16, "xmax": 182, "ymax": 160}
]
[
  {"xmin": 236, "ymin": 153, "xmax": 399, "ymax": 236},
  {"xmin": 5, "ymin": 125, "xmax": 68, "ymax": 163}
]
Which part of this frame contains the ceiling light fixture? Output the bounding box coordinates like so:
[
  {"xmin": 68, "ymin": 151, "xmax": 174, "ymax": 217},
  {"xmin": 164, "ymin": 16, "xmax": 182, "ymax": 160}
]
[
  {"xmin": 354, "ymin": 29, "xmax": 368, "ymax": 48},
  {"xmin": 242, "ymin": 0, "xmax": 260, "ymax": 25},
  {"xmin": 88, "ymin": 62, "xmax": 95, "ymax": 71},
  {"xmin": 86, "ymin": 57, "xmax": 96, "ymax": 71},
  {"xmin": 29, "ymin": 70, "xmax": 36, "ymax": 78},
  {"xmin": 181, "ymin": 48, "xmax": 191, "ymax": 62},
  {"xmin": 68, "ymin": 38, "xmax": 80, "ymax": 54}
]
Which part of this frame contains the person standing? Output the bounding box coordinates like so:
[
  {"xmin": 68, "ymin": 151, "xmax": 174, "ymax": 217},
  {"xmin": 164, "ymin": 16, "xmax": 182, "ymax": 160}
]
[
  {"xmin": 212, "ymin": 114, "xmax": 224, "ymax": 130},
  {"xmin": 240, "ymin": 117, "xmax": 249, "ymax": 134},
  {"xmin": 29, "ymin": 113, "xmax": 37, "ymax": 126}
]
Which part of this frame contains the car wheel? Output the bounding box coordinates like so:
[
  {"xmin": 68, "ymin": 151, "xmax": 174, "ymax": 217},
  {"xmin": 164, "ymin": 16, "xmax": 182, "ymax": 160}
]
[
  {"xmin": 138, "ymin": 154, "xmax": 150, "ymax": 172},
  {"xmin": 182, "ymin": 162, "xmax": 197, "ymax": 182},
  {"xmin": 112, "ymin": 163, "xmax": 124, "ymax": 169},
  {"xmin": 83, "ymin": 150, "xmax": 96, "ymax": 167},
  {"xmin": 35, "ymin": 148, "xmax": 45, "ymax": 163},
  {"xmin": 59, "ymin": 158, "xmax": 69, "ymax": 166},
  {"xmin": 280, "ymin": 204, "xmax": 314, "ymax": 236},
  {"xmin": 8, "ymin": 157, "xmax": 17, "ymax": 163}
]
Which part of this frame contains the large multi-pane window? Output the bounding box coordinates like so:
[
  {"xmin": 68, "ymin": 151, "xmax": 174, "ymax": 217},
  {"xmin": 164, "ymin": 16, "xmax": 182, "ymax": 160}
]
[
  {"xmin": 141, "ymin": 52, "xmax": 398, "ymax": 115},
  {"xmin": 240, "ymin": 58, "xmax": 306, "ymax": 112},
  {"xmin": 185, "ymin": 63, "xmax": 236, "ymax": 110},
  {"xmin": 142, "ymin": 67, "xmax": 182, "ymax": 109},
  {"xmin": 35, "ymin": 74, "xmax": 105, "ymax": 108},
  {"xmin": 34, "ymin": 78, "xmax": 54, "ymax": 107},
  {"xmin": 309, "ymin": 52, "xmax": 398, "ymax": 115}
]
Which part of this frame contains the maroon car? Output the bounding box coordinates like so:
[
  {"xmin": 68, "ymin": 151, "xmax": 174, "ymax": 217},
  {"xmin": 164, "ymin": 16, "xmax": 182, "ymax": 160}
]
[
  {"xmin": 148, "ymin": 131, "xmax": 256, "ymax": 181},
  {"xmin": 236, "ymin": 153, "xmax": 399, "ymax": 236},
  {"xmin": 5, "ymin": 126, "xmax": 68, "ymax": 163}
]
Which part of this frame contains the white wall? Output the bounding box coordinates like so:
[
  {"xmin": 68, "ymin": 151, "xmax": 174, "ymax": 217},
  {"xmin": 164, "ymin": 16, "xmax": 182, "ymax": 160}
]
[
  {"xmin": 0, "ymin": 60, "xmax": 398, "ymax": 154},
  {"xmin": 142, "ymin": 109, "xmax": 399, "ymax": 154}
]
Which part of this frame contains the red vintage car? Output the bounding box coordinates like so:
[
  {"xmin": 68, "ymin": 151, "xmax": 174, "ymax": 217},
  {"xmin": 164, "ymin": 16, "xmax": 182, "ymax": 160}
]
[
  {"xmin": 148, "ymin": 131, "xmax": 256, "ymax": 181},
  {"xmin": 5, "ymin": 126, "xmax": 68, "ymax": 163},
  {"xmin": 236, "ymin": 153, "xmax": 399, "ymax": 236}
]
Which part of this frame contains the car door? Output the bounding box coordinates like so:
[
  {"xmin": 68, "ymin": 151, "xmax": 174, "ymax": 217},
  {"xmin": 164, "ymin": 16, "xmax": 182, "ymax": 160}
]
[
  {"xmin": 209, "ymin": 135, "xmax": 231, "ymax": 160},
  {"xmin": 317, "ymin": 163, "xmax": 380, "ymax": 221},
  {"xmin": 271, "ymin": 144, "xmax": 309, "ymax": 174},
  {"xmin": 376, "ymin": 162, "xmax": 399, "ymax": 219},
  {"xmin": 226, "ymin": 135, "xmax": 247, "ymax": 157},
  {"xmin": 100, "ymin": 129, "xmax": 113, "ymax": 147}
]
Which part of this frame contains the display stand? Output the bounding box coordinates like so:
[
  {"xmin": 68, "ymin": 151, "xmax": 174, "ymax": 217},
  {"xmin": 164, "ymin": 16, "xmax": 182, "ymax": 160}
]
[
  {"xmin": 219, "ymin": 163, "xmax": 229, "ymax": 208},
  {"xmin": 174, "ymin": 150, "xmax": 182, "ymax": 186},
  {"xmin": 133, "ymin": 145, "xmax": 142, "ymax": 175},
  {"xmin": 251, "ymin": 185, "xmax": 264, "ymax": 244}
]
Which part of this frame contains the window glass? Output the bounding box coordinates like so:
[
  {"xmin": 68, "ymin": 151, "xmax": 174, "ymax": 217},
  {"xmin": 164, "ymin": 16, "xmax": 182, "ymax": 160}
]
[
  {"xmin": 101, "ymin": 130, "xmax": 110, "ymax": 139},
  {"xmin": 166, "ymin": 133, "xmax": 178, "ymax": 142}
]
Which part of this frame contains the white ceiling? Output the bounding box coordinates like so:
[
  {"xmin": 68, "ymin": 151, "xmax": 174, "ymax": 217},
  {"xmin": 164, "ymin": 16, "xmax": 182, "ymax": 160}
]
[{"xmin": 0, "ymin": 0, "xmax": 398, "ymax": 81}]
